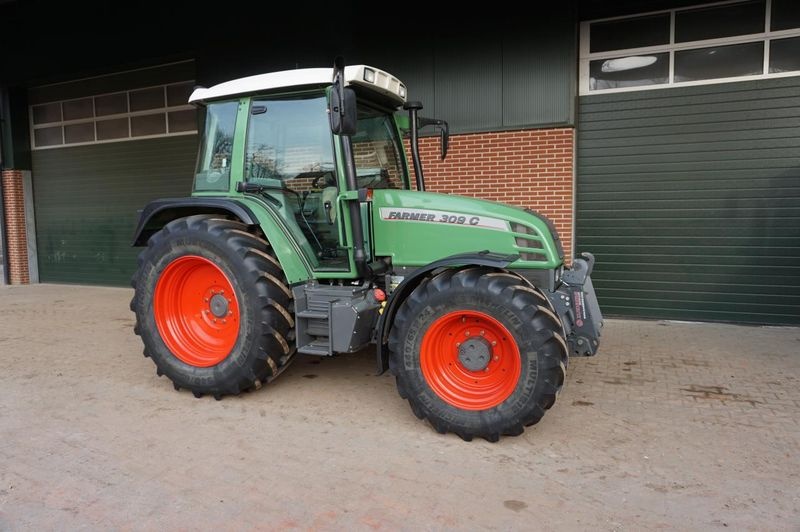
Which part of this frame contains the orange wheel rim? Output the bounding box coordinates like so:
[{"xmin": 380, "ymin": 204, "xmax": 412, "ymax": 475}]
[
  {"xmin": 420, "ymin": 310, "xmax": 521, "ymax": 410},
  {"xmin": 154, "ymin": 255, "xmax": 240, "ymax": 367}
]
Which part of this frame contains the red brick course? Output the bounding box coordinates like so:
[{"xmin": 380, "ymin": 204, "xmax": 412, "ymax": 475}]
[
  {"xmin": 1, "ymin": 170, "xmax": 30, "ymax": 284},
  {"xmin": 408, "ymin": 127, "xmax": 574, "ymax": 261}
]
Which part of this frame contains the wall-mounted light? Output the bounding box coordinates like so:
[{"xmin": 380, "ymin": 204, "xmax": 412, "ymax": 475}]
[{"xmin": 601, "ymin": 56, "xmax": 659, "ymax": 72}]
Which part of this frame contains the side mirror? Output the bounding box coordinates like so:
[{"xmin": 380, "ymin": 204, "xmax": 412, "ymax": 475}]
[
  {"xmin": 329, "ymin": 86, "xmax": 357, "ymax": 136},
  {"xmin": 439, "ymin": 121, "xmax": 449, "ymax": 160},
  {"xmin": 418, "ymin": 116, "xmax": 450, "ymax": 160}
]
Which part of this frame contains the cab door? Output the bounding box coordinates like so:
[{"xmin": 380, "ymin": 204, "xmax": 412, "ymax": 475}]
[{"xmin": 242, "ymin": 93, "xmax": 352, "ymax": 272}]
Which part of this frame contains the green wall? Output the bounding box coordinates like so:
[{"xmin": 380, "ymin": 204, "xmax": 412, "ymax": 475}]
[
  {"xmin": 32, "ymin": 136, "xmax": 197, "ymax": 285},
  {"xmin": 577, "ymin": 76, "xmax": 800, "ymax": 325}
]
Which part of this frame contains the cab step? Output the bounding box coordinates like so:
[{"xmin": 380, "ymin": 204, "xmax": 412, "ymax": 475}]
[
  {"xmin": 291, "ymin": 281, "xmax": 381, "ymax": 357},
  {"xmin": 297, "ymin": 339, "xmax": 331, "ymax": 356},
  {"xmin": 296, "ymin": 310, "xmax": 327, "ymax": 320}
]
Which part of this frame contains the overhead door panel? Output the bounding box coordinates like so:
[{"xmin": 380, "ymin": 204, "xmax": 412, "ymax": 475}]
[
  {"xmin": 32, "ymin": 136, "xmax": 196, "ymax": 285},
  {"xmin": 576, "ymin": 77, "xmax": 800, "ymax": 325}
]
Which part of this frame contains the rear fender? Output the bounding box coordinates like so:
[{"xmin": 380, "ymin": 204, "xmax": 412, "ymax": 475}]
[
  {"xmin": 131, "ymin": 198, "xmax": 258, "ymax": 246},
  {"xmin": 131, "ymin": 196, "xmax": 314, "ymax": 285}
]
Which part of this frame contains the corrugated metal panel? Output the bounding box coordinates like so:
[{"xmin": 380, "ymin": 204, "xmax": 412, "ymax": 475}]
[
  {"xmin": 434, "ymin": 39, "xmax": 504, "ymax": 133},
  {"xmin": 28, "ymin": 61, "xmax": 195, "ymax": 105},
  {"xmin": 576, "ymin": 76, "xmax": 800, "ymax": 325},
  {"xmin": 357, "ymin": 40, "xmax": 437, "ymax": 119},
  {"xmin": 354, "ymin": 13, "xmax": 576, "ymax": 133},
  {"xmin": 502, "ymin": 21, "xmax": 576, "ymax": 127},
  {"xmin": 32, "ymin": 136, "xmax": 197, "ymax": 285}
]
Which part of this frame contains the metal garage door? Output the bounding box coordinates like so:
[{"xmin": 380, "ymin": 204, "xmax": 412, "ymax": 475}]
[
  {"xmin": 576, "ymin": 76, "xmax": 800, "ymax": 325},
  {"xmin": 32, "ymin": 136, "xmax": 196, "ymax": 285}
]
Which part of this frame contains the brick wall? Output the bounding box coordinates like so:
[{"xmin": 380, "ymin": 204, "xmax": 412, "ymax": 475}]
[
  {"xmin": 409, "ymin": 128, "xmax": 575, "ymax": 261},
  {"xmin": 353, "ymin": 139, "xmax": 404, "ymax": 189},
  {"xmin": 1, "ymin": 170, "xmax": 30, "ymax": 284}
]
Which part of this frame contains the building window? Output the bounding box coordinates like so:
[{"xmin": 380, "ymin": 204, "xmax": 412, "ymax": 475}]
[
  {"xmin": 29, "ymin": 81, "xmax": 196, "ymax": 149},
  {"xmin": 580, "ymin": 0, "xmax": 800, "ymax": 94}
]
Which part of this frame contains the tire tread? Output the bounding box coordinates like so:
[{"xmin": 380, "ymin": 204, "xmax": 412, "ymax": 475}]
[
  {"xmin": 388, "ymin": 267, "xmax": 568, "ymax": 442},
  {"xmin": 131, "ymin": 216, "xmax": 296, "ymax": 398}
]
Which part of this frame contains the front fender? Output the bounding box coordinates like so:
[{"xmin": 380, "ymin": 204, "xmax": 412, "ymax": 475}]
[{"xmin": 374, "ymin": 251, "xmax": 519, "ymax": 374}]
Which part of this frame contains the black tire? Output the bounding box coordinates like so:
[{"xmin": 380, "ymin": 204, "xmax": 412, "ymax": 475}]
[
  {"xmin": 388, "ymin": 267, "xmax": 568, "ymax": 442},
  {"xmin": 130, "ymin": 215, "xmax": 295, "ymax": 398}
]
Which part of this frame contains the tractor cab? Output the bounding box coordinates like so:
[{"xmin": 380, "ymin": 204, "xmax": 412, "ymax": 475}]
[{"xmin": 189, "ymin": 65, "xmax": 412, "ymax": 273}]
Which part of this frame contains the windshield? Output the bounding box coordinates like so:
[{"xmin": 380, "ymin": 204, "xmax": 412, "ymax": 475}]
[{"xmin": 352, "ymin": 104, "xmax": 408, "ymax": 189}]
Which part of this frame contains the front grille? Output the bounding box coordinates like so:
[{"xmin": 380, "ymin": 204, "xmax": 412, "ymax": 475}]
[
  {"xmin": 511, "ymin": 222, "xmax": 534, "ymax": 235},
  {"xmin": 515, "ymin": 236, "xmax": 544, "ymax": 249},
  {"xmin": 511, "ymin": 221, "xmax": 548, "ymax": 262},
  {"xmin": 524, "ymin": 208, "xmax": 564, "ymax": 260}
]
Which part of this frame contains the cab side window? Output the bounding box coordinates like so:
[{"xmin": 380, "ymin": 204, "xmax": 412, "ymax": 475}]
[{"xmin": 194, "ymin": 101, "xmax": 238, "ymax": 191}]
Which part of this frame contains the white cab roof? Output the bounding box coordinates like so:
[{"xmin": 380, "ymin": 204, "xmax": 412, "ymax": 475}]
[{"xmin": 189, "ymin": 65, "xmax": 406, "ymax": 105}]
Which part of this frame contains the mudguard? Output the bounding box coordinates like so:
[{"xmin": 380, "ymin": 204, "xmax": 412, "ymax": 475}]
[
  {"xmin": 132, "ymin": 197, "xmax": 259, "ymax": 246},
  {"xmin": 374, "ymin": 251, "xmax": 519, "ymax": 374}
]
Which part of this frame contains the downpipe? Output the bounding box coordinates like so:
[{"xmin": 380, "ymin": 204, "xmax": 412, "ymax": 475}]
[{"xmin": 0, "ymin": 90, "xmax": 9, "ymax": 285}]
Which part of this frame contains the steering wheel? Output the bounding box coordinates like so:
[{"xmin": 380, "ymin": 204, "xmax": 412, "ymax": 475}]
[{"xmin": 311, "ymin": 172, "xmax": 336, "ymax": 190}]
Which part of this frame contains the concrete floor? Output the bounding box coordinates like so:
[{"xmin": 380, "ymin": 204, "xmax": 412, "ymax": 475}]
[{"xmin": 0, "ymin": 284, "xmax": 798, "ymax": 530}]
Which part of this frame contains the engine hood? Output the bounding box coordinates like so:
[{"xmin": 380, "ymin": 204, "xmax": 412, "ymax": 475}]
[{"xmin": 370, "ymin": 189, "xmax": 564, "ymax": 269}]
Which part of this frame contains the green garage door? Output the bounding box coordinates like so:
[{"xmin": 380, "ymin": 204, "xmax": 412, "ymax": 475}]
[
  {"xmin": 576, "ymin": 77, "xmax": 800, "ymax": 325},
  {"xmin": 32, "ymin": 136, "xmax": 197, "ymax": 285}
]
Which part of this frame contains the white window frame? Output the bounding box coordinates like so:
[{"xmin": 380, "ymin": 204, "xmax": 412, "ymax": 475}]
[
  {"xmin": 579, "ymin": 0, "xmax": 800, "ymax": 95},
  {"xmin": 29, "ymin": 81, "xmax": 197, "ymax": 150}
]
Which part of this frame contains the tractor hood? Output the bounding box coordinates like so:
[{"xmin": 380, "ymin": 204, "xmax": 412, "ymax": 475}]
[{"xmin": 370, "ymin": 189, "xmax": 564, "ymax": 269}]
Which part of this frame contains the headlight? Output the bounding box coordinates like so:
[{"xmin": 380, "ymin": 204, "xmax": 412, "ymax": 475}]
[{"xmin": 363, "ymin": 68, "xmax": 376, "ymax": 83}]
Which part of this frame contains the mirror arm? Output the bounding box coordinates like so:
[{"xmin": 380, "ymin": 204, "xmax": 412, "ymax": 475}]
[
  {"xmin": 332, "ymin": 56, "xmax": 346, "ymax": 123},
  {"xmin": 328, "ymin": 57, "xmax": 368, "ymax": 277},
  {"xmin": 404, "ymin": 101, "xmax": 425, "ymax": 192}
]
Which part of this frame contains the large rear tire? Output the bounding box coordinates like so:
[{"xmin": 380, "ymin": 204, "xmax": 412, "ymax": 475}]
[
  {"xmin": 388, "ymin": 268, "xmax": 568, "ymax": 441},
  {"xmin": 131, "ymin": 215, "xmax": 295, "ymax": 398}
]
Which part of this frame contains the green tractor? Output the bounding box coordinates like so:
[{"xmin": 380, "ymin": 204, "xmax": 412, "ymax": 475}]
[{"xmin": 131, "ymin": 59, "xmax": 602, "ymax": 441}]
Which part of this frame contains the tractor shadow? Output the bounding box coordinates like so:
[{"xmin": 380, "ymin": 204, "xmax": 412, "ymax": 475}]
[
  {"xmin": 279, "ymin": 347, "xmax": 381, "ymax": 383},
  {"xmin": 254, "ymin": 346, "xmax": 399, "ymax": 403}
]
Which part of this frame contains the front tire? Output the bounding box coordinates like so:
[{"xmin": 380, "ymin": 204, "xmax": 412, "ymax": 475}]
[
  {"xmin": 388, "ymin": 268, "xmax": 568, "ymax": 441},
  {"xmin": 131, "ymin": 215, "xmax": 295, "ymax": 398}
]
